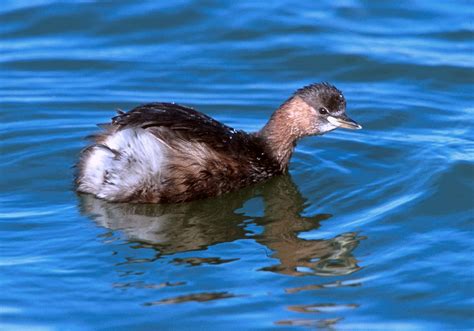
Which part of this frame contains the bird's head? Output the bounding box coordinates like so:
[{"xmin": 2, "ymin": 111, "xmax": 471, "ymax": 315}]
[{"xmin": 291, "ymin": 82, "xmax": 361, "ymax": 136}]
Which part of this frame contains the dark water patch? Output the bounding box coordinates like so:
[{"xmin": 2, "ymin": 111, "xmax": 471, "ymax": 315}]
[{"xmin": 144, "ymin": 292, "xmax": 238, "ymax": 306}]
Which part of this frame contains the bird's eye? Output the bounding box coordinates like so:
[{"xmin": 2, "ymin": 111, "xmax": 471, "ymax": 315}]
[{"xmin": 319, "ymin": 108, "xmax": 328, "ymax": 115}]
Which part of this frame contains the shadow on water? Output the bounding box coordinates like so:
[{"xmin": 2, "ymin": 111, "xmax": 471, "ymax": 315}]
[{"xmin": 79, "ymin": 174, "xmax": 364, "ymax": 278}]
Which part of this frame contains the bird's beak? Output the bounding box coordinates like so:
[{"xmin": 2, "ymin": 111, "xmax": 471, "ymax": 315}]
[{"xmin": 327, "ymin": 114, "xmax": 362, "ymax": 130}]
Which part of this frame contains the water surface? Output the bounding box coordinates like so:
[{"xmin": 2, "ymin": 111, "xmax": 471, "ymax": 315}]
[{"xmin": 1, "ymin": 1, "xmax": 473, "ymax": 330}]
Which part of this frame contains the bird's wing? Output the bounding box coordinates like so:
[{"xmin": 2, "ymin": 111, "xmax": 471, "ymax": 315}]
[{"xmin": 109, "ymin": 102, "xmax": 240, "ymax": 147}]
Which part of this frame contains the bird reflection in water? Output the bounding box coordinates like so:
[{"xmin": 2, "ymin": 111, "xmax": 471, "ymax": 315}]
[
  {"xmin": 79, "ymin": 174, "xmax": 363, "ymax": 277},
  {"xmin": 80, "ymin": 175, "xmax": 362, "ymax": 276}
]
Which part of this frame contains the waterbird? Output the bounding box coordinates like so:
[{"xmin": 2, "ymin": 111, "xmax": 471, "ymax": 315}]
[{"xmin": 75, "ymin": 82, "xmax": 362, "ymax": 203}]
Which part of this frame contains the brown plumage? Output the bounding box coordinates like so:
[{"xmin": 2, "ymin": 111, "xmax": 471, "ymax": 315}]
[{"xmin": 75, "ymin": 82, "xmax": 361, "ymax": 203}]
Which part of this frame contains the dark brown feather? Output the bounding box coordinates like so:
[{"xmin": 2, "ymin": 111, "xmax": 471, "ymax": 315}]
[{"xmin": 111, "ymin": 102, "xmax": 279, "ymax": 167}]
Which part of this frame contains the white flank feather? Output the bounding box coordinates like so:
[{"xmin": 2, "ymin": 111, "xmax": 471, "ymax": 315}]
[{"xmin": 78, "ymin": 128, "xmax": 166, "ymax": 201}]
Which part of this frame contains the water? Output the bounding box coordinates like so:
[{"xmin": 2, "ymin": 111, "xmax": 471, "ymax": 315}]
[{"xmin": 1, "ymin": 1, "xmax": 473, "ymax": 330}]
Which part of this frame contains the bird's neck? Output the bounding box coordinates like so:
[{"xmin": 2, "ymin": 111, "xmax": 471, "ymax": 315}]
[{"xmin": 258, "ymin": 97, "xmax": 307, "ymax": 171}]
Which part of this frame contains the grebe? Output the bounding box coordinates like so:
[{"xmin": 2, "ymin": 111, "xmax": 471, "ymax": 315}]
[{"xmin": 75, "ymin": 83, "xmax": 361, "ymax": 203}]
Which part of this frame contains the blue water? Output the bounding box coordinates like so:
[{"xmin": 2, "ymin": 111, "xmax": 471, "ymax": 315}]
[{"xmin": 1, "ymin": 1, "xmax": 473, "ymax": 330}]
